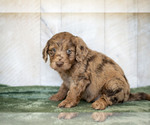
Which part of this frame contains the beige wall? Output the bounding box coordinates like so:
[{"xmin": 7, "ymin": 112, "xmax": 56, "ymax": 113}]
[{"xmin": 0, "ymin": 0, "xmax": 150, "ymax": 87}]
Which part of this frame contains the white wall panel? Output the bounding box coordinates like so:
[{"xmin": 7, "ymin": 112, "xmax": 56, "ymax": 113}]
[
  {"xmin": 41, "ymin": 0, "xmax": 61, "ymax": 13},
  {"xmin": 105, "ymin": 0, "xmax": 137, "ymax": 13},
  {"xmin": 137, "ymin": 14, "xmax": 150, "ymax": 87},
  {"xmin": 0, "ymin": 0, "xmax": 40, "ymax": 13},
  {"xmin": 137, "ymin": 0, "xmax": 150, "ymax": 12},
  {"xmin": 0, "ymin": 0, "xmax": 150, "ymax": 87},
  {"xmin": 105, "ymin": 13, "xmax": 137, "ymax": 88},
  {"xmin": 0, "ymin": 14, "xmax": 40, "ymax": 86},
  {"xmin": 61, "ymin": 13, "xmax": 104, "ymax": 53},
  {"xmin": 40, "ymin": 13, "xmax": 62, "ymax": 86},
  {"xmin": 62, "ymin": 0, "xmax": 104, "ymax": 13}
]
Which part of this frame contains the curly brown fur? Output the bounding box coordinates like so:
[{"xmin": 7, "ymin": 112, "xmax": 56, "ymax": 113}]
[{"xmin": 43, "ymin": 32, "xmax": 150, "ymax": 110}]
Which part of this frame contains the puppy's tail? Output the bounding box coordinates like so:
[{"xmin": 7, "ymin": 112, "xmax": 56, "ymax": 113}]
[{"xmin": 128, "ymin": 92, "xmax": 150, "ymax": 101}]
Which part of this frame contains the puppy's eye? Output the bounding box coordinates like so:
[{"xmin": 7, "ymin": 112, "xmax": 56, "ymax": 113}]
[
  {"xmin": 67, "ymin": 49, "xmax": 71, "ymax": 55},
  {"xmin": 52, "ymin": 48, "xmax": 56, "ymax": 52},
  {"xmin": 48, "ymin": 48, "xmax": 56, "ymax": 56}
]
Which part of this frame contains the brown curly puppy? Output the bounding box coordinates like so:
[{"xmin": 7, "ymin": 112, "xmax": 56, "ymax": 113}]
[{"xmin": 43, "ymin": 32, "xmax": 150, "ymax": 110}]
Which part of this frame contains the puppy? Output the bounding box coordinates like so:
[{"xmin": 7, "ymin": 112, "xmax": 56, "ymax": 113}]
[{"xmin": 43, "ymin": 32, "xmax": 150, "ymax": 110}]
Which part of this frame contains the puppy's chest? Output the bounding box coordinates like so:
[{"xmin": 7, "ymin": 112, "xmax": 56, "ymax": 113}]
[{"xmin": 60, "ymin": 72, "xmax": 74, "ymax": 88}]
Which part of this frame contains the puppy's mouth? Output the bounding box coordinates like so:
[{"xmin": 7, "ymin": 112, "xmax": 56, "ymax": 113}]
[
  {"xmin": 56, "ymin": 61, "xmax": 64, "ymax": 67},
  {"xmin": 51, "ymin": 61, "xmax": 71, "ymax": 71}
]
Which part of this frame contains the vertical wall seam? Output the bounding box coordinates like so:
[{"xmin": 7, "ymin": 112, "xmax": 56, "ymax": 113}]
[
  {"xmin": 61, "ymin": 0, "xmax": 62, "ymax": 31},
  {"xmin": 40, "ymin": 0, "xmax": 41, "ymax": 85},
  {"xmin": 104, "ymin": 0, "xmax": 105, "ymax": 54},
  {"xmin": 136, "ymin": 0, "xmax": 138, "ymax": 87}
]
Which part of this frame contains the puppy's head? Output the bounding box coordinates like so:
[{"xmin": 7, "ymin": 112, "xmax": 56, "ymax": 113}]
[{"xmin": 42, "ymin": 32, "xmax": 88, "ymax": 72}]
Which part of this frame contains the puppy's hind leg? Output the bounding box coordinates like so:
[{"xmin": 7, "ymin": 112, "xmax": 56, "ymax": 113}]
[{"xmin": 92, "ymin": 78, "xmax": 127, "ymax": 110}]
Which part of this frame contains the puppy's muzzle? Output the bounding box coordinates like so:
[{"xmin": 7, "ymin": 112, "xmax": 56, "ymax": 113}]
[{"xmin": 56, "ymin": 61, "xmax": 64, "ymax": 67}]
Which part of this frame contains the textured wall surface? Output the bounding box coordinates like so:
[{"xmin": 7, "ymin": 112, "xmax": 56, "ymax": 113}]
[{"xmin": 0, "ymin": 0, "xmax": 150, "ymax": 87}]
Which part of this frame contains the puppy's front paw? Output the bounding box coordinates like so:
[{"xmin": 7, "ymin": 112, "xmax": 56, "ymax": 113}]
[
  {"xmin": 58, "ymin": 99, "xmax": 77, "ymax": 108},
  {"xmin": 92, "ymin": 100, "xmax": 107, "ymax": 110},
  {"xmin": 50, "ymin": 94, "xmax": 63, "ymax": 101}
]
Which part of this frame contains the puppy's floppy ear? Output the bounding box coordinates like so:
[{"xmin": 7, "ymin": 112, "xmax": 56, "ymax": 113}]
[
  {"xmin": 42, "ymin": 42, "xmax": 49, "ymax": 63},
  {"xmin": 71, "ymin": 36, "xmax": 88, "ymax": 62}
]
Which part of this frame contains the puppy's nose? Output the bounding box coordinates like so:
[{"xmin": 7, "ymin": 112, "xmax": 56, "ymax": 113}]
[{"xmin": 56, "ymin": 61, "xmax": 64, "ymax": 67}]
